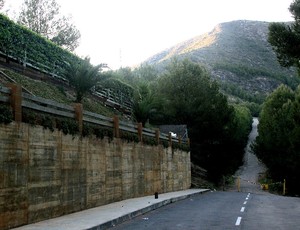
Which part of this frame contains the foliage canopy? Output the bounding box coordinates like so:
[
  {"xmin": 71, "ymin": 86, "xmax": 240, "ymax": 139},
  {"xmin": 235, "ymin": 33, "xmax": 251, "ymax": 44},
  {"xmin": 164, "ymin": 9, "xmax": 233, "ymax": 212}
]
[
  {"xmin": 63, "ymin": 57, "xmax": 104, "ymax": 103},
  {"xmin": 268, "ymin": 0, "xmax": 300, "ymax": 73},
  {"xmin": 18, "ymin": 0, "xmax": 80, "ymax": 51},
  {"xmin": 132, "ymin": 83, "xmax": 164, "ymax": 126},
  {"xmin": 0, "ymin": 14, "xmax": 81, "ymax": 75},
  {"xmin": 155, "ymin": 59, "xmax": 252, "ymax": 182},
  {"xmin": 0, "ymin": 0, "xmax": 4, "ymax": 9},
  {"xmin": 253, "ymin": 85, "xmax": 300, "ymax": 194}
]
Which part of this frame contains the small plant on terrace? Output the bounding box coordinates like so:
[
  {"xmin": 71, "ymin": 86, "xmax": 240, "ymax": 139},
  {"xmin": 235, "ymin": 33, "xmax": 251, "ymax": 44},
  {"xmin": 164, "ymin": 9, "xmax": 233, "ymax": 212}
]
[{"xmin": 63, "ymin": 57, "xmax": 105, "ymax": 103}]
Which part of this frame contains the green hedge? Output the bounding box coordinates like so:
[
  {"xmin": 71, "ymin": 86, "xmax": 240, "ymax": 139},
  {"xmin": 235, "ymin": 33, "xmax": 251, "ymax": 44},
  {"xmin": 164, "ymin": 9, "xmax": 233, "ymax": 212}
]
[
  {"xmin": 0, "ymin": 104, "xmax": 13, "ymax": 124},
  {"xmin": 0, "ymin": 14, "xmax": 81, "ymax": 76},
  {"xmin": 0, "ymin": 14, "xmax": 135, "ymax": 107}
]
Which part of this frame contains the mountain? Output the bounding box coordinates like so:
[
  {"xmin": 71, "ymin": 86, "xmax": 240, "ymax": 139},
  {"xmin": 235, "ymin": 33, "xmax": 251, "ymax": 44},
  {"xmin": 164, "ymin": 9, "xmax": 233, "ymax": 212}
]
[{"xmin": 143, "ymin": 20, "xmax": 299, "ymax": 104}]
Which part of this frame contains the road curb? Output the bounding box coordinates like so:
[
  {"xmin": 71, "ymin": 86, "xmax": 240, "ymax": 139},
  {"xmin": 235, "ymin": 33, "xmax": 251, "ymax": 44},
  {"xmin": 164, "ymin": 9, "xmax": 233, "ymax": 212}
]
[{"xmin": 90, "ymin": 189, "xmax": 210, "ymax": 230}]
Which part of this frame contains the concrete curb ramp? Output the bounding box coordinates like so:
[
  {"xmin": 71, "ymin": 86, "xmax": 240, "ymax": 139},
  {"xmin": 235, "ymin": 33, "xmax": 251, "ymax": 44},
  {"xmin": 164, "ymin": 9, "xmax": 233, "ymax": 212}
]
[{"xmin": 13, "ymin": 189, "xmax": 210, "ymax": 230}]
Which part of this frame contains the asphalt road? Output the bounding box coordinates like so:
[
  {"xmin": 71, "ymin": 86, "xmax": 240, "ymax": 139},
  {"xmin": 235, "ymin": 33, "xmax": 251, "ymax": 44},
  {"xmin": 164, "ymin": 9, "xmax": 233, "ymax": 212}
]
[
  {"xmin": 229, "ymin": 117, "xmax": 268, "ymax": 194},
  {"xmin": 110, "ymin": 191, "xmax": 300, "ymax": 230},
  {"xmin": 111, "ymin": 119, "xmax": 300, "ymax": 229},
  {"xmin": 238, "ymin": 118, "xmax": 267, "ymax": 192}
]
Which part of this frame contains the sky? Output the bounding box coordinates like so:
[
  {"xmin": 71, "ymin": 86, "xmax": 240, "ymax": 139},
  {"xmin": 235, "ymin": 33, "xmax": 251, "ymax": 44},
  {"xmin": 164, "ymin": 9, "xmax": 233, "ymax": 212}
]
[{"xmin": 3, "ymin": 0, "xmax": 294, "ymax": 69}]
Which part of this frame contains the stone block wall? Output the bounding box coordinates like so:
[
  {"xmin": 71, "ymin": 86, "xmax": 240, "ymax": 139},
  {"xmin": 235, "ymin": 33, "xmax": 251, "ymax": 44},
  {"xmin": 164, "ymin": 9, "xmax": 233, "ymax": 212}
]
[{"xmin": 0, "ymin": 123, "xmax": 191, "ymax": 229}]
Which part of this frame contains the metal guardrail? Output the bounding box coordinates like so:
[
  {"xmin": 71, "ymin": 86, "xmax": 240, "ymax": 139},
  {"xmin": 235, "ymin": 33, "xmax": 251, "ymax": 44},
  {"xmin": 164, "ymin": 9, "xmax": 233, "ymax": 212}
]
[
  {"xmin": 22, "ymin": 93, "xmax": 74, "ymax": 118},
  {"xmin": 0, "ymin": 51, "xmax": 133, "ymax": 112},
  {"xmin": 0, "ymin": 85, "xmax": 188, "ymax": 145},
  {"xmin": 83, "ymin": 110, "xmax": 113, "ymax": 128}
]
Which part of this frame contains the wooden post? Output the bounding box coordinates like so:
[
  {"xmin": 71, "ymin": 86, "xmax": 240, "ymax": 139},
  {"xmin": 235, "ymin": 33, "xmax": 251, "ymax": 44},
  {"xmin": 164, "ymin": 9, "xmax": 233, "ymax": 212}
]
[
  {"xmin": 73, "ymin": 103, "xmax": 83, "ymax": 135},
  {"xmin": 7, "ymin": 83, "xmax": 22, "ymax": 122},
  {"xmin": 187, "ymin": 138, "xmax": 190, "ymax": 147},
  {"xmin": 155, "ymin": 129, "xmax": 160, "ymax": 145},
  {"xmin": 113, "ymin": 115, "xmax": 120, "ymax": 138},
  {"xmin": 178, "ymin": 136, "xmax": 182, "ymax": 145},
  {"xmin": 168, "ymin": 132, "xmax": 172, "ymax": 148},
  {"xmin": 137, "ymin": 123, "xmax": 143, "ymax": 142}
]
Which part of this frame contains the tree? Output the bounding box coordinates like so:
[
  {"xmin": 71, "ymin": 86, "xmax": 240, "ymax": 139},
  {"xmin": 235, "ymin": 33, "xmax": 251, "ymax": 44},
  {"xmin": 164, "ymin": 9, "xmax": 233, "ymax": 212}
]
[
  {"xmin": 133, "ymin": 64, "xmax": 158, "ymax": 82},
  {"xmin": 114, "ymin": 67, "xmax": 135, "ymax": 85},
  {"xmin": 265, "ymin": 0, "xmax": 300, "ymax": 194},
  {"xmin": 64, "ymin": 57, "xmax": 104, "ymax": 103},
  {"xmin": 156, "ymin": 59, "xmax": 251, "ymax": 182},
  {"xmin": 157, "ymin": 59, "xmax": 233, "ymax": 136},
  {"xmin": 132, "ymin": 83, "xmax": 163, "ymax": 126},
  {"xmin": 228, "ymin": 105, "xmax": 252, "ymax": 144},
  {"xmin": 253, "ymin": 84, "xmax": 300, "ymax": 194},
  {"xmin": 17, "ymin": 0, "xmax": 80, "ymax": 51},
  {"xmin": 0, "ymin": 0, "xmax": 5, "ymax": 9},
  {"xmin": 268, "ymin": 0, "xmax": 300, "ymax": 72}
]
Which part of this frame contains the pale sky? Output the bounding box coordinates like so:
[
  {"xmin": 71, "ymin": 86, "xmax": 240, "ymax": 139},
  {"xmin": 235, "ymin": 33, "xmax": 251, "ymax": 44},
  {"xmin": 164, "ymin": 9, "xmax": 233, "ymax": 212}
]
[{"xmin": 3, "ymin": 0, "xmax": 294, "ymax": 69}]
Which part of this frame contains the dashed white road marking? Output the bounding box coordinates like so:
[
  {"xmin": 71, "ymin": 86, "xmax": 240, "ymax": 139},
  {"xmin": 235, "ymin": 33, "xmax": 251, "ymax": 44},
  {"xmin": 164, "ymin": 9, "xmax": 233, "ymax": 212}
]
[
  {"xmin": 235, "ymin": 217, "xmax": 242, "ymax": 226},
  {"xmin": 235, "ymin": 193, "xmax": 250, "ymax": 226}
]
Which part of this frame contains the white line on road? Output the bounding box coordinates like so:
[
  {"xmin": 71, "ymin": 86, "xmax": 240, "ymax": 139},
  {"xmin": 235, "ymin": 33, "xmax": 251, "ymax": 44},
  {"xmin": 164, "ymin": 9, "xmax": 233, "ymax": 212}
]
[
  {"xmin": 235, "ymin": 217, "xmax": 242, "ymax": 226},
  {"xmin": 246, "ymin": 197, "xmax": 249, "ymax": 200},
  {"xmin": 240, "ymin": 207, "xmax": 245, "ymax": 212},
  {"xmin": 243, "ymin": 201, "xmax": 247, "ymax": 205}
]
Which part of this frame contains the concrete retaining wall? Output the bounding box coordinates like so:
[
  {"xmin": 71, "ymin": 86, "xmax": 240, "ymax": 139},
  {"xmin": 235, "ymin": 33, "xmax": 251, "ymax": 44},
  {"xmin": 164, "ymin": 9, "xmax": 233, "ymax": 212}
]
[{"xmin": 0, "ymin": 122, "xmax": 191, "ymax": 229}]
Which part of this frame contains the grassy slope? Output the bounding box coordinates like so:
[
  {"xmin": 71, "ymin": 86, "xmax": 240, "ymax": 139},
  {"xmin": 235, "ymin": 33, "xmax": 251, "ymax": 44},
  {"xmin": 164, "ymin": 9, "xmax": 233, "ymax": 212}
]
[{"xmin": 1, "ymin": 68, "xmax": 115, "ymax": 117}]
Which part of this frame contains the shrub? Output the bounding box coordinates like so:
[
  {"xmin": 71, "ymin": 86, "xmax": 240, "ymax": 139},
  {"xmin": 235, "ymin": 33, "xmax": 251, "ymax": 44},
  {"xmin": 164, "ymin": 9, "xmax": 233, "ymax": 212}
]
[
  {"xmin": 161, "ymin": 139, "xmax": 169, "ymax": 149},
  {"xmin": 22, "ymin": 108, "xmax": 37, "ymax": 126},
  {"xmin": 119, "ymin": 130, "xmax": 139, "ymax": 143},
  {"xmin": 0, "ymin": 104, "xmax": 13, "ymax": 124},
  {"xmin": 142, "ymin": 135, "xmax": 157, "ymax": 146},
  {"xmin": 93, "ymin": 126, "xmax": 113, "ymax": 141},
  {"xmin": 56, "ymin": 117, "xmax": 79, "ymax": 135}
]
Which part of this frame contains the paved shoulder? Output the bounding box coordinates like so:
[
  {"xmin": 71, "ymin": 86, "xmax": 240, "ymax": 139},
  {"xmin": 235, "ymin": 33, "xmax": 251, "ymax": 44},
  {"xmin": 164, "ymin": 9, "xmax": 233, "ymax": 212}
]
[{"xmin": 12, "ymin": 189, "xmax": 209, "ymax": 230}]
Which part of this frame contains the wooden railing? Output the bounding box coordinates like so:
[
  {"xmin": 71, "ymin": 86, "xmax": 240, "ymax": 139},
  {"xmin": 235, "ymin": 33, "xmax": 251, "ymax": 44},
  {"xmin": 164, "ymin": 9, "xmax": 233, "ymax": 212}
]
[{"xmin": 0, "ymin": 84, "xmax": 189, "ymax": 147}]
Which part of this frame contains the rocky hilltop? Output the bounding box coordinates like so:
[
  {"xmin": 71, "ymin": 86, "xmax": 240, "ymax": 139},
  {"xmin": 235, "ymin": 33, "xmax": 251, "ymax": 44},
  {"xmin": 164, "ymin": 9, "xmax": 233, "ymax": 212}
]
[{"xmin": 144, "ymin": 20, "xmax": 299, "ymax": 103}]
